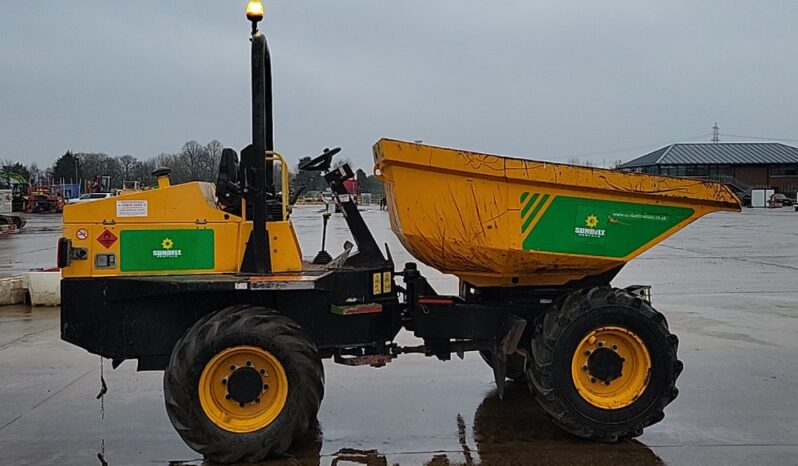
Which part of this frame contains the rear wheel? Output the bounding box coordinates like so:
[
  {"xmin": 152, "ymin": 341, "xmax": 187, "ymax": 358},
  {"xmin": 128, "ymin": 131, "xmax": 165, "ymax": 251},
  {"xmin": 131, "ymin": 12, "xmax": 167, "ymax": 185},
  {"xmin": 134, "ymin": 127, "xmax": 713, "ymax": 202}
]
[
  {"xmin": 528, "ymin": 287, "xmax": 682, "ymax": 442},
  {"xmin": 164, "ymin": 305, "xmax": 324, "ymax": 463}
]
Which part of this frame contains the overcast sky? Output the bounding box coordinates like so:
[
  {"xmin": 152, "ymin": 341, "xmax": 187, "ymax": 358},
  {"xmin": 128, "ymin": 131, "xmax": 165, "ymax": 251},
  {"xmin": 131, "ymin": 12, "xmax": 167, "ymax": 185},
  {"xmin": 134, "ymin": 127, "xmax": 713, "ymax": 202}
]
[{"xmin": 2, "ymin": 0, "xmax": 798, "ymax": 170}]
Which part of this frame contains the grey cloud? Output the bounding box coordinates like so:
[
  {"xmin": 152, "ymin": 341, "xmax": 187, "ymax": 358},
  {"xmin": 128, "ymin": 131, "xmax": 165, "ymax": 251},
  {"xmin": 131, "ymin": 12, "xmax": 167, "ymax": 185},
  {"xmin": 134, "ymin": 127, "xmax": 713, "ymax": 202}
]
[{"xmin": 2, "ymin": 0, "xmax": 797, "ymax": 170}]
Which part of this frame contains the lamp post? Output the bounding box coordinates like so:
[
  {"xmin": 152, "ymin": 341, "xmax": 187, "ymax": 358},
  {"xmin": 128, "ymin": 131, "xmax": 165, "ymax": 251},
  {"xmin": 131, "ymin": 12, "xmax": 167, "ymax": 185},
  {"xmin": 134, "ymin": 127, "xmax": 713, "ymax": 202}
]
[{"xmin": 74, "ymin": 154, "xmax": 80, "ymax": 195}]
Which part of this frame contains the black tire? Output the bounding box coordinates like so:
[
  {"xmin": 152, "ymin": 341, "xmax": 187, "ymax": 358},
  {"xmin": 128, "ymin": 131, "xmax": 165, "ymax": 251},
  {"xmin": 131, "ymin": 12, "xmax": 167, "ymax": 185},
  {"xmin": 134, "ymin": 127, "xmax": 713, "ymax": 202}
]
[
  {"xmin": 528, "ymin": 287, "xmax": 682, "ymax": 442},
  {"xmin": 164, "ymin": 305, "xmax": 324, "ymax": 463},
  {"xmin": 478, "ymin": 350, "xmax": 528, "ymax": 382}
]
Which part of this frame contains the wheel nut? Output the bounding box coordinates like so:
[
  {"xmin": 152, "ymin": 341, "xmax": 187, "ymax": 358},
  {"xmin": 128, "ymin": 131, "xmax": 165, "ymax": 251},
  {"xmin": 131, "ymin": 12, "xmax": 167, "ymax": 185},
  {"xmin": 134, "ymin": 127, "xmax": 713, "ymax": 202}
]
[
  {"xmin": 239, "ymin": 402, "xmax": 245, "ymax": 408},
  {"xmin": 229, "ymin": 365, "xmax": 236, "ymax": 371},
  {"xmin": 259, "ymin": 369, "xmax": 266, "ymax": 375},
  {"xmin": 604, "ymin": 381, "xmax": 611, "ymax": 386},
  {"xmin": 263, "ymin": 384, "xmax": 269, "ymax": 391},
  {"xmin": 255, "ymin": 398, "xmax": 260, "ymax": 404},
  {"xmin": 246, "ymin": 361, "xmax": 252, "ymax": 366},
  {"xmin": 597, "ymin": 342, "xmax": 603, "ymax": 347},
  {"xmin": 221, "ymin": 378, "xmax": 227, "ymax": 385},
  {"xmin": 584, "ymin": 350, "xmax": 591, "ymax": 356},
  {"xmin": 225, "ymin": 394, "xmax": 231, "ymax": 400},
  {"xmin": 582, "ymin": 365, "xmax": 588, "ymax": 372},
  {"xmin": 590, "ymin": 377, "xmax": 596, "ymax": 383},
  {"xmin": 612, "ymin": 345, "xmax": 618, "ymax": 350}
]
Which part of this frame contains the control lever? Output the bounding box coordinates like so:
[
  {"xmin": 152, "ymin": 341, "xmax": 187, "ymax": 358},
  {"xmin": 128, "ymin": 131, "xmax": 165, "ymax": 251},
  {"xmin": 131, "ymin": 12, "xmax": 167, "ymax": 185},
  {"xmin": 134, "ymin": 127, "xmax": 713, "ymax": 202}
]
[{"xmin": 312, "ymin": 212, "xmax": 333, "ymax": 264}]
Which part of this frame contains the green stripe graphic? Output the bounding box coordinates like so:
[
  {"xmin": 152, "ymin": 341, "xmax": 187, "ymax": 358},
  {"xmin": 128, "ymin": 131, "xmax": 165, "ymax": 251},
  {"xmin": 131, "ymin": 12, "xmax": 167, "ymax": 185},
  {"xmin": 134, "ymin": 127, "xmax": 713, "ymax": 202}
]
[
  {"xmin": 521, "ymin": 193, "xmax": 540, "ymax": 219},
  {"xmin": 523, "ymin": 193, "xmax": 550, "ymax": 232}
]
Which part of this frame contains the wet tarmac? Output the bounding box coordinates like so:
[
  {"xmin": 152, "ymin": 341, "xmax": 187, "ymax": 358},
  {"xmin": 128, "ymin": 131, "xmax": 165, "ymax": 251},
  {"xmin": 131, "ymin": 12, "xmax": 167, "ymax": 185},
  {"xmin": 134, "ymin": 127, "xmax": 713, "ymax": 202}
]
[
  {"xmin": 0, "ymin": 213, "xmax": 62, "ymax": 277},
  {"xmin": 1, "ymin": 206, "xmax": 797, "ymax": 465}
]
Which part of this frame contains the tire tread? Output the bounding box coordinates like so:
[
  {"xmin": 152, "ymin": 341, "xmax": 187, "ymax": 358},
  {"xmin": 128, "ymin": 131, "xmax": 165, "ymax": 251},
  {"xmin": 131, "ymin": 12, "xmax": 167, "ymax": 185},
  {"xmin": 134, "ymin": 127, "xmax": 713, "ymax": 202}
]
[
  {"xmin": 527, "ymin": 286, "xmax": 681, "ymax": 442},
  {"xmin": 164, "ymin": 306, "xmax": 324, "ymax": 463}
]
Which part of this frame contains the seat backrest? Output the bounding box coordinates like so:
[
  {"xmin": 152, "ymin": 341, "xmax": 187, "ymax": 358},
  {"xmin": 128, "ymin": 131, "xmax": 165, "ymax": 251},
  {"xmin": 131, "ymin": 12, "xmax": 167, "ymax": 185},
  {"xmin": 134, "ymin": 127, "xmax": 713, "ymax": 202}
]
[{"xmin": 216, "ymin": 148, "xmax": 242, "ymax": 214}]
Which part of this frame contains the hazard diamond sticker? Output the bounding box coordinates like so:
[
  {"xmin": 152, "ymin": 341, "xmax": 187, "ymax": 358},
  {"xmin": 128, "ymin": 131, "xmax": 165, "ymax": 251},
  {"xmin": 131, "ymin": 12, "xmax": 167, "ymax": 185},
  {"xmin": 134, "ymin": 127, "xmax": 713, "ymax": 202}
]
[{"xmin": 97, "ymin": 230, "xmax": 118, "ymax": 249}]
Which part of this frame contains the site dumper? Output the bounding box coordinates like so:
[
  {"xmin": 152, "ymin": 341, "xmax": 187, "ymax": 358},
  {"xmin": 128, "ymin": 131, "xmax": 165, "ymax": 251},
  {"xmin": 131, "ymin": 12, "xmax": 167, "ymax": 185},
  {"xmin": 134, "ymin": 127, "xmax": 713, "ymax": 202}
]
[
  {"xmin": 58, "ymin": 2, "xmax": 741, "ymax": 463},
  {"xmin": 0, "ymin": 171, "xmax": 27, "ymax": 231}
]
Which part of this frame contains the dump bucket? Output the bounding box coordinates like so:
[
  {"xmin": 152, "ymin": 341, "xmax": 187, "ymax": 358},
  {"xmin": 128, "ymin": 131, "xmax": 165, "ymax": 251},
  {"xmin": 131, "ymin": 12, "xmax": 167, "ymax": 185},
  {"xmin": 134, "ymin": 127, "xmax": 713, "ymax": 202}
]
[{"xmin": 373, "ymin": 139, "xmax": 740, "ymax": 287}]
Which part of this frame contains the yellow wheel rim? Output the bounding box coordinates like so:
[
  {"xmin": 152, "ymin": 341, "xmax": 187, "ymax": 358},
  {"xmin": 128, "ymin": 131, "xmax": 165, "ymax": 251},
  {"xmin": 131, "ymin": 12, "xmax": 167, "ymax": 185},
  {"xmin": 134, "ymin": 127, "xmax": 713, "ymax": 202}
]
[
  {"xmin": 571, "ymin": 326, "xmax": 651, "ymax": 410},
  {"xmin": 198, "ymin": 345, "xmax": 288, "ymax": 433}
]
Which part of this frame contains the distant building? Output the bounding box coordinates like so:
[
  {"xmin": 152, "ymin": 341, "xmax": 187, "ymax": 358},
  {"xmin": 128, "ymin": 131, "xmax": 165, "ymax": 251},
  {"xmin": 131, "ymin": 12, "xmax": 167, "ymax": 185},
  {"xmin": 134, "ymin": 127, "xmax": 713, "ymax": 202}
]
[{"xmin": 620, "ymin": 143, "xmax": 798, "ymax": 194}]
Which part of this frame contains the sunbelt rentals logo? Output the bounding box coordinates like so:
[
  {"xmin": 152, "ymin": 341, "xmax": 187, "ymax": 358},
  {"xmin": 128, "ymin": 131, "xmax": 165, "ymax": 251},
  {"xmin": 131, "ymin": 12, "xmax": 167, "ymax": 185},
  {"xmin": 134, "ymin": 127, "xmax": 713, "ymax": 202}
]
[
  {"xmin": 575, "ymin": 214, "xmax": 605, "ymax": 238},
  {"xmin": 153, "ymin": 237, "xmax": 182, "ymax": 258}
]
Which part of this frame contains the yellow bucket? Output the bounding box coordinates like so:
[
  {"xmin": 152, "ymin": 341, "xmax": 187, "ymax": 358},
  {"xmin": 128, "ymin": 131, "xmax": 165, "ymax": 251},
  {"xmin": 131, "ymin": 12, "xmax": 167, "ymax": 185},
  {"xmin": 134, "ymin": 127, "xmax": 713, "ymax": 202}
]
[{"xmin": 373, "ymin": 139, "xmax": 740, "ymax": 287}]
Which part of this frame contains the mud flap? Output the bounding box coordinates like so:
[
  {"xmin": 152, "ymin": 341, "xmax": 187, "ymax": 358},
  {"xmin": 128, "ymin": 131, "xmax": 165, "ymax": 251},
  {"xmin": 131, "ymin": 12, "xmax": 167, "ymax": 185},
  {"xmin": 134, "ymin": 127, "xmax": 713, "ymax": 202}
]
[
  {"xmin": 490, "ymin": 351, "xmax": 508, "ymax": 399},
  {"xmin": 490, "ymin": 313, "xmax": 526, "ymax": 399}
]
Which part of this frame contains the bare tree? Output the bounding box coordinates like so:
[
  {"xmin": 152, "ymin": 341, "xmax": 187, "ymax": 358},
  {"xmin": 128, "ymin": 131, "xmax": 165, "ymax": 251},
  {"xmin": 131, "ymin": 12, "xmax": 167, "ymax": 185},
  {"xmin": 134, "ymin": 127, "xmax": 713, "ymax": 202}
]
[
  {"xmin": 155, "ymin": 152, "xmax": 187, "ymax": 183},
  {"xmin": 180, "ymin": 140, "xmax": 206, "ymax": 181},
  {"xmin": 28, "ymin": 163, "xmax": 42, "ymax": 185},
  {"xmin": 205, "ymin": 140, "xmax": 223, "ymax": 179},
  {"xmin": 118, "ymin": 155, "xmax": 137, "ymax": 181},
  {"xmin": 130, "ymin": 158, "xmax": 157, "ymax": 186}
]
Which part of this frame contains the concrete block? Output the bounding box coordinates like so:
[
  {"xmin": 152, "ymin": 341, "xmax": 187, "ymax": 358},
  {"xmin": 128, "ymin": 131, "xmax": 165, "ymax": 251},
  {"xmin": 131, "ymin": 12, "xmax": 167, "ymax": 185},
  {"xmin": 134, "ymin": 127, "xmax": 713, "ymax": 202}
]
[
  {"xmin": 0, "ymin": 276, "xmax": 26, "ymax": 305},
  {"xmin": 24, "ymin": 271, "xmax": 61, "ymax": 306}
]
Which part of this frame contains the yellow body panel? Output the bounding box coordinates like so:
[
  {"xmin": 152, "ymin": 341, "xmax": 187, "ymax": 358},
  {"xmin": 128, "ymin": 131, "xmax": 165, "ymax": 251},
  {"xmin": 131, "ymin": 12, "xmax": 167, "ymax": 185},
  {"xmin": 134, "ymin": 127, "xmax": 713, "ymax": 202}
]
[
  {"xmin": 373, "ymin": 139, "xmax": 741, "ymax": 287},
  {"xmin": 64, "ymin": 182, "xmax": 228, "ymax": 224},
  {"xmin": 266, "ymin": 221, "xmax": 303, "ymax": 273},
  {"xmin": 61, "ymin": 181, "xmax": 302, "ymax": 277}
]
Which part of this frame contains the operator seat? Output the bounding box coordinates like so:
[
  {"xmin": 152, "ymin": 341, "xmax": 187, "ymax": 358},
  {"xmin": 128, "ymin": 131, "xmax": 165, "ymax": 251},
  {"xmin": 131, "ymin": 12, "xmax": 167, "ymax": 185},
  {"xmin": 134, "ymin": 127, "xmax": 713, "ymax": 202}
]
[{"xmin": 216, "ymin": 148, "xmax": 242, "ymax": 216}]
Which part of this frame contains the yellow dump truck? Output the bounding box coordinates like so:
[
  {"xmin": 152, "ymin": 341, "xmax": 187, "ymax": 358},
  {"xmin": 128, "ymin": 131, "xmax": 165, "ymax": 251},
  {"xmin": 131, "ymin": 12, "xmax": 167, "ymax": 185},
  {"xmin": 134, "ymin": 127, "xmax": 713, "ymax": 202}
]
[{"xmin": 58, "ymin": 2, "xmax": 741, "ymax": 463}]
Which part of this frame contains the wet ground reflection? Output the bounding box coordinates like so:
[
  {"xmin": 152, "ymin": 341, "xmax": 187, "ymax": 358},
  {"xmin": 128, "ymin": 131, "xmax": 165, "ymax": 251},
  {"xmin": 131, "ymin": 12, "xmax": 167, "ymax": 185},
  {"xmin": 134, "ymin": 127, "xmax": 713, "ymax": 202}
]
[{"xmin": 180, "ymin": 384, "xmax": 662, "ymax": 466}]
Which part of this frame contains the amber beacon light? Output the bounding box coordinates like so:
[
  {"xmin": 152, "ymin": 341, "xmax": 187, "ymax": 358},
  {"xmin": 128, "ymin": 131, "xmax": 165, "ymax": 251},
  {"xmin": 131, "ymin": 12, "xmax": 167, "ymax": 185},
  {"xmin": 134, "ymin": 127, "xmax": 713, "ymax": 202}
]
[{"xmin": 246, "ymin": 0, "xmax": 264, "ymax": 32}]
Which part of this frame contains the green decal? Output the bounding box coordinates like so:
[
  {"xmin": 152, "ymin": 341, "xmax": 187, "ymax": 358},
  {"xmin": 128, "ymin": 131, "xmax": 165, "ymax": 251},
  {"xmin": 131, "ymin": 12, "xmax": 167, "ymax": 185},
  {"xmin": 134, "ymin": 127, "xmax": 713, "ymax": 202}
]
[
  {"xmin": 521, "ymin": 195, "xmax": 693, "ymax": 258},
  {"xmin": 520, "ymin": 192, "xmax": 551, "ymax": 233},
  {"xmin": 120, "ymin": 229, "xmax": 215, "ymax": 272}
]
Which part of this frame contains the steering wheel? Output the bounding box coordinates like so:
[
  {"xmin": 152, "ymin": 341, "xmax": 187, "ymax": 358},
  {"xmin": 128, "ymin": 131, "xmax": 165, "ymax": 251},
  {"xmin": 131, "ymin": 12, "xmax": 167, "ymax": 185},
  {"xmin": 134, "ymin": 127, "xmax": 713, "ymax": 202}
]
[{"xmin": 298, "ymin": 147, "xmax": 341, "ymax": 172}]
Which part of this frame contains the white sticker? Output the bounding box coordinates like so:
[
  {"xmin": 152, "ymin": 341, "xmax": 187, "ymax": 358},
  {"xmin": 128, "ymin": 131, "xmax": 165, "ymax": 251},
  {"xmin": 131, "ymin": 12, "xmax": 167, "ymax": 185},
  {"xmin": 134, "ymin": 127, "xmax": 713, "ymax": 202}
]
[
  {"xmin": 116, "ymin": 200, "xmax": 148, "ymax": 217},
  {"xmin": 234, "ymin": 282, "xmax": 248, "ymax": 290},
  {"xmin": 76, "ymin": 229, "xmax": 88, "ymax": 240},
  {"xmin": 337, "ymin": 193, "xmax": 351, "ymax": 203}
]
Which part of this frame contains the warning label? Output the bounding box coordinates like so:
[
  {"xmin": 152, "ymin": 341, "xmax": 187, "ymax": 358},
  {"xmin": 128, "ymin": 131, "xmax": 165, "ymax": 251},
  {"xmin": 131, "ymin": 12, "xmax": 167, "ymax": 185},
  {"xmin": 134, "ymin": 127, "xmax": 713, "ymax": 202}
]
[
  {"xmin": 97, "ymin": 230, "xmax": 118, "ymax": 249},
  {"xmin": 116, "ymin": 200, "xmax": 148, "ymax": 217}
]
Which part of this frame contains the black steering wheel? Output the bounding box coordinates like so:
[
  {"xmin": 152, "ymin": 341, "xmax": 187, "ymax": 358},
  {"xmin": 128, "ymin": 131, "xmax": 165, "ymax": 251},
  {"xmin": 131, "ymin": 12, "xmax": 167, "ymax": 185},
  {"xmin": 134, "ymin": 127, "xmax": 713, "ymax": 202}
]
[{"xmin": 298, "ymin": 147, "xmax": 341, "ymax": 172}]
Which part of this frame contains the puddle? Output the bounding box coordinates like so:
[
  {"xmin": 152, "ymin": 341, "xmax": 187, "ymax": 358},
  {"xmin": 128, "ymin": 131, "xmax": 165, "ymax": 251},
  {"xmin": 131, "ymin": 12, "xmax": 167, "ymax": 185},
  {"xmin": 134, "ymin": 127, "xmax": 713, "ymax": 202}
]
[{"xmin": 159, "ymin": 384, "xmax": 662, "ymax": 466}]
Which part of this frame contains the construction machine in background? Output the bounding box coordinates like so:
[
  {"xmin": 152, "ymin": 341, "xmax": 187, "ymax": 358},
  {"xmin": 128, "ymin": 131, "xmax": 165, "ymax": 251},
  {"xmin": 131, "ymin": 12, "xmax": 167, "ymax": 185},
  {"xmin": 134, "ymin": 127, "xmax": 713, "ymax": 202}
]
[
  {"xmin": 0, "ymin": 189, "xmax": 25, "ymax": 232},
  {"xmin": 0, "ymin": 171, "xmax": 30, "ymax": 213},
  {"xmin": 58, "ymin": 2, "xmax": 741, "ymax": 463},
  {"xmin": 118, "ymin": 180, "xmax": 143, "ymax": 195},
  {"xmin": 0, "ymin": 171, "xmax": 28, "ymax": 230},
  {"xmin": 29, "ymin": 185, "xmax": 64, "ymax": 213},
  {"xmin": 87, "ymin": 175, "xmax": 111, "ymax": 194}
]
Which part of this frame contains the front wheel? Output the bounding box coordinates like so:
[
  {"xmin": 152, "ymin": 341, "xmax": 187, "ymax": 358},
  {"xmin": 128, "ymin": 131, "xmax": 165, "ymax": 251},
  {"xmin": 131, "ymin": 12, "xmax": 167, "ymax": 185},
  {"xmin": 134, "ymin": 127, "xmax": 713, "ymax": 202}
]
[
  {"xmin": 164, "ymin": 305, "xmax": 324, "ymax": 464},
  {"xmin": 528, "ymin": 287, "xmax": 682, "ymax": 442}
]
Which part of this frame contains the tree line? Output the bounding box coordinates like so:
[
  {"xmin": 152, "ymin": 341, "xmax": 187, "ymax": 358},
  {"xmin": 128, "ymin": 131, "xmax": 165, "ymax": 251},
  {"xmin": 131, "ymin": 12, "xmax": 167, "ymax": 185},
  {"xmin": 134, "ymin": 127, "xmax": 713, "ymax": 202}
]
[{"xmin": 1, "ymin": 141, "xmax": 384, "ymax": 195}]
